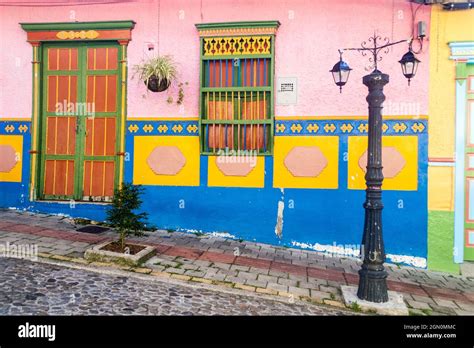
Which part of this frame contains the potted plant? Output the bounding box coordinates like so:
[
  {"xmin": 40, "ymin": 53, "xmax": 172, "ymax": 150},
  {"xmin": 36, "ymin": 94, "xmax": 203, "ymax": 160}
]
[
  {"xmin": 84, "ymin": 183, "xmax": 156, "ymax": 266},
  {"xmin": 133, "ymin": 55, "xmax": 177, "ymax": 92}
]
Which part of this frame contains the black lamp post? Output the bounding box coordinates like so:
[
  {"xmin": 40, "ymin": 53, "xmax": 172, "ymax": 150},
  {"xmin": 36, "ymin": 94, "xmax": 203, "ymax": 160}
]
[{"xmin": 330, "ymin": 34, "xmax": 420, "ymax": 303}]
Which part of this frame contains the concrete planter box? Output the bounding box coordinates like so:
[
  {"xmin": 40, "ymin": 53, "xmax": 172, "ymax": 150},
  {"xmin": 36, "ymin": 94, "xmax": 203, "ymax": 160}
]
[{"xmin": 84, "ymin": 241, "xmax": 156, "ymax": 267}]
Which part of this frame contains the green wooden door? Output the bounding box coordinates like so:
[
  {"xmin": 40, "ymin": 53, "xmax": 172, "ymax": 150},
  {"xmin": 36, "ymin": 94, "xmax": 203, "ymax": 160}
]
[
  {"xmin": 39, "ymin": 42, "xmax": 121, "ymax": 202},
  {"xmin": 464, "ymin": 64, "xmax": 474, "ymax": 261}
]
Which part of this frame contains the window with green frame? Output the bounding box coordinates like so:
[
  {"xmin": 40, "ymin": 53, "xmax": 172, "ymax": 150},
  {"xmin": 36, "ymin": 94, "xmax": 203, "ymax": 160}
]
[{"xmin": 196, "ymin": 21, "xmax": 280, "ymax": 155}]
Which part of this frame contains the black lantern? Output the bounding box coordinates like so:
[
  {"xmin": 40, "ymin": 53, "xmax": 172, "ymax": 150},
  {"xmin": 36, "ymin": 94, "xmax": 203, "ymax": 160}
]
[
  {"xmin": 330, "ymin": 53, "xmax": 352, "ymax": 93},
  {"xmin": 399, "ymin": 50, "xmax": 420, "ymax": 85}
]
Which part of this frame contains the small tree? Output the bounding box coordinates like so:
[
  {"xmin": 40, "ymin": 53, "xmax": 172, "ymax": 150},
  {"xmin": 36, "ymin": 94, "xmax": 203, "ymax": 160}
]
[{"xmin": 106, "ymin": 182, "xmax": 148, "ymax": 252}]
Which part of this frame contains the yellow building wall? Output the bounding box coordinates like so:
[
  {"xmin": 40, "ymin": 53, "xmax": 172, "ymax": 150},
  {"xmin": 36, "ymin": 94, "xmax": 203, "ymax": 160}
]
[
  {"xmin": 428, "ymin": 6, "xmax": 474, "ymax": 211},
  {"xmin": 428, "ymin": 166, "xmax": 455, "ymax": 211}
]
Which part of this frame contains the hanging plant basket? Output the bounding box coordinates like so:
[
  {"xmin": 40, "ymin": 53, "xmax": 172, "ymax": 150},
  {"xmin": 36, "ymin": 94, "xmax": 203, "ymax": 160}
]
[
  {"xmin": 145, "ymin": 76, "xmax": 171, "ymax": 92},
  {"xmin": 133, "ymin": 55, "xmax": 177, "ymax": 94}
]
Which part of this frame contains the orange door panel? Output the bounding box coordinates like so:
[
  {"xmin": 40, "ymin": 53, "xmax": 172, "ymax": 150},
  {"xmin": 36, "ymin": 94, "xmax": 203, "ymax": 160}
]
[{"xmin": 81, "ymin": 45, "xmax": 120, "ymax": 201}]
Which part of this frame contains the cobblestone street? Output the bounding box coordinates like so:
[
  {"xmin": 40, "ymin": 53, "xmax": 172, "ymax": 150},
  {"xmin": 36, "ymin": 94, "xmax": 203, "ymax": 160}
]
[{"xmin": 0, "ymin": 258, "xmax": 352, "ymax": 315}]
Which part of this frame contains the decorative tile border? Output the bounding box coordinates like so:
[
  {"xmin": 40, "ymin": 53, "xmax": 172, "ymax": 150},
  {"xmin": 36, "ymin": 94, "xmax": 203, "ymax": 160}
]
[
  {"xmin": 274, "ymin": 119, "xmax": 427, "ymax": 136},
  {"xmin": 0, "ymin": 120, "xmax": 31, "ymax": 135},
  {"xmin": 127, "ymin": 120, "xmax": 199, "ymax": 136},
  {"xmin": 126, "ymin": 118, "xmax": 427, "ymax": 137},
  {"xmin": 1, "ymin": 118, "xmax": 427, "ymax": 137}
]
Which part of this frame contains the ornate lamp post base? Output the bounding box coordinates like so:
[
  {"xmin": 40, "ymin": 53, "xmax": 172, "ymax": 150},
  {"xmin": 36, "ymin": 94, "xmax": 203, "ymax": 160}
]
[{"xmin": 357, "ymin": 265, "xmax": 389, "ymax": 303}]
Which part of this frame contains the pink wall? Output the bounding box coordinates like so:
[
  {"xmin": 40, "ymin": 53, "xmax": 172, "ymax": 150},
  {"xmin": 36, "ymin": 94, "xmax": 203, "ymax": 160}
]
[{"xmin": 0, "ymin": 0, "xmax": 431, "ymax": 119}]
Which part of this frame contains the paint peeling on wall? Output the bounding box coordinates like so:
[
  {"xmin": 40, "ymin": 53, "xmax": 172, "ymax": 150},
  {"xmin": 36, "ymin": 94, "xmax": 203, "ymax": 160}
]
[
  {"xmin": 275, "ymin": 188, "xmax": 284, "ymax": 238},
  {"xmin": 387, "ymin": 253, "xmax": 427, "ymax": 268},
  {"xmin": 291, "ymin": 240, "xmax": 427, "ymax": 268},
  {"xmin": 275, "ymin": 201, "xmax": 284, "ymax": 238},
  {"xmin": 171, "ymin": 228, "xmax": 239, "ymax": 240},
  {"xmin": 202, "ymin": 231, "xmax": 238, "ymax": 239},
  {"xmin": 292, "ymin": 241, "xmax": 361, "ymax": 258}
]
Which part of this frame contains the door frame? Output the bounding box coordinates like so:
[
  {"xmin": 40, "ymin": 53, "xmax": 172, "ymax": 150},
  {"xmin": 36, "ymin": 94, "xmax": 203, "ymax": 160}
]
[
  {"xmin": 38, "ymin": 41, "xmax": 122, "ymax": 201},
  {"xmin": 464, "ymin": 65, "xmax": 474, "ymax": 261},
  {"xmin": 21, "ymin": 21, "xmax": 135, "ymax": 202},
  {"xmin": 449, "ymin": 41, "xmax": 474, "ymax": 263}
]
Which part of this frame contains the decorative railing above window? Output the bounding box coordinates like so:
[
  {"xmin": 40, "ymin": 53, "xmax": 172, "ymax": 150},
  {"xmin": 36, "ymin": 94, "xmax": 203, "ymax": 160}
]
[
  {"xmin": 203, "ymin": 36, "xmax": 272, "ymax": 56},
  {"xmin": 196, "ymin": 21, "xmax": 280, "ymax": 155}
]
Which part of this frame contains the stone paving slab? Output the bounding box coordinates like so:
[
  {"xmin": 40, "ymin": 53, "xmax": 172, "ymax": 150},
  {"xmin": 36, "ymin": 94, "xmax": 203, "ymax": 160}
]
[{"xmin": 1, "ymin": 208, "xmax": 474, "ymax": 315}]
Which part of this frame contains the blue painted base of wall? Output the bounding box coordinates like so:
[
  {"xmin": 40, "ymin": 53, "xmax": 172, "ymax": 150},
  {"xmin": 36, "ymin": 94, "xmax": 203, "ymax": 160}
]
[
  {"xmin": 0, "ymin": 128, "xmax": 428, "ymax": 267},
  {"xmin": 0, "ymin": 183, "xmax": 108, "ymax": 222}
]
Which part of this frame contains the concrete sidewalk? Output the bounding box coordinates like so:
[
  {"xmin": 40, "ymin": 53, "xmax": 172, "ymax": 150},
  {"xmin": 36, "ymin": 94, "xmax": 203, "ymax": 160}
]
[{"xmin": 0, "ymin": 209, "xmax": 473, "ymax": 315}]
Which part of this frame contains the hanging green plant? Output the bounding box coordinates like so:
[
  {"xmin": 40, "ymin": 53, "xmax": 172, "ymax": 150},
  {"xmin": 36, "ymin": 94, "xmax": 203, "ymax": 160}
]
[{"xmin": 133, "ymin": 55, "xmax": 178, "ymax": 92}]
